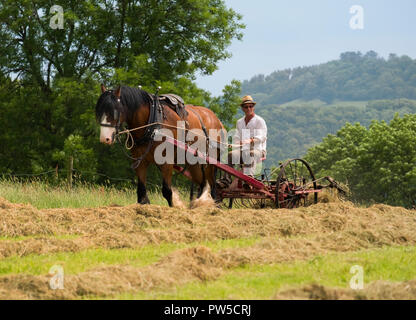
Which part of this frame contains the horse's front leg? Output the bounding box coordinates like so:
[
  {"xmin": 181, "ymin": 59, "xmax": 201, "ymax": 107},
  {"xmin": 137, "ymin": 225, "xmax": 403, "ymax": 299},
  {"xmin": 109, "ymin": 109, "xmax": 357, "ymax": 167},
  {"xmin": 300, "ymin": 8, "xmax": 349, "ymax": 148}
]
[
  {"xmin": 160, "ymin": 164, "xmax": 174, "ymax": 207},
  {"xmin": 135, "ymin": 159, "xmax": 150, "ymax": 204}
]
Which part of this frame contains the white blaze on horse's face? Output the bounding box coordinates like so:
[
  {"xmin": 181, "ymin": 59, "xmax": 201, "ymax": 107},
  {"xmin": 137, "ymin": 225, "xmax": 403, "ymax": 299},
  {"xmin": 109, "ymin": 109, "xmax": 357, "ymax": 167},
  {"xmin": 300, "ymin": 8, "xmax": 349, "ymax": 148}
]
[{"xmin": 100, "ymin": 114, "xmax": 116, "ymax": 145}]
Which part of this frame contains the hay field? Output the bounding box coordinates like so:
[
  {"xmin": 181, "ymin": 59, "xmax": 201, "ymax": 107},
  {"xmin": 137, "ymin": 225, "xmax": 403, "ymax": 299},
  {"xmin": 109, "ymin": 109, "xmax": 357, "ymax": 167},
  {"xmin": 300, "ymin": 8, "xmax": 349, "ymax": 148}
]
[{"xmin": 0, "ymin": 187, "xmax": 416, "ymax": 300}]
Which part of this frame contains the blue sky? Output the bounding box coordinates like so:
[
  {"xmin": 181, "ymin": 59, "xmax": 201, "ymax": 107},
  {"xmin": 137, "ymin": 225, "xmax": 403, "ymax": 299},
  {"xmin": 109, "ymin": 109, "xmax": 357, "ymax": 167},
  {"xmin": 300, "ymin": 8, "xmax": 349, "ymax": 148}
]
[{"xmin": 195, "ymin": 0, "xmax": 416, "ymax": 95}]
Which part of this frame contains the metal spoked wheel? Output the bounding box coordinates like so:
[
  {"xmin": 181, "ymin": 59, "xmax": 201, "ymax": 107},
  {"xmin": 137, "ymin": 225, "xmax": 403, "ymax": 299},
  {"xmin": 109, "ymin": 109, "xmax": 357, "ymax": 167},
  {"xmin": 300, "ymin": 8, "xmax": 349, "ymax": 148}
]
[{"xmin": 275, "ymin": 158, "xmax": 318, "ymax": 209}]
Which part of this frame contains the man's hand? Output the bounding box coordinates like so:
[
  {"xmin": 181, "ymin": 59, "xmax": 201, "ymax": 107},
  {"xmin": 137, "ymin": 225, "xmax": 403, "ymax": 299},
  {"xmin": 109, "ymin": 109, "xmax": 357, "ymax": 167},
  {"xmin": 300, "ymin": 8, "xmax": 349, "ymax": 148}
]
[{"xmin": 240, "ymin": 139, "xmax": 252, "ymax": 145}]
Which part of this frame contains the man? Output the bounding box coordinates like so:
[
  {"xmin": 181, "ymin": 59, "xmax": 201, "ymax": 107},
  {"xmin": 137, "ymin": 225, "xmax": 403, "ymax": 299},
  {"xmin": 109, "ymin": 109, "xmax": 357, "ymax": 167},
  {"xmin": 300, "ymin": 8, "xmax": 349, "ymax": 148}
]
[{"xmin": 228, "ymin": 95, "xmax": 267, "ymax": 177}]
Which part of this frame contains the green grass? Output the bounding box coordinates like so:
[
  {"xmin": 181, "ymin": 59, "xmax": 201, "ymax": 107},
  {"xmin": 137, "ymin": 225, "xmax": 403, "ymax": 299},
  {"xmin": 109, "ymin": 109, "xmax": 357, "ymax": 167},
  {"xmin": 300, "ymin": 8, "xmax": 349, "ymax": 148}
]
[
  {"xmin": 0, "ymin": 237, "xmax": 261, "ymax": 276},
  {"xmin": 0, "ymin": 245, "xmax": 180, "ymax": 276},
  {"xmin": 114, "ymin": 245, "xmax": 416, "ymax": 299},
  {"xmin": 0, "ymin": 179, "xmax": 188, "ymax": 209}
]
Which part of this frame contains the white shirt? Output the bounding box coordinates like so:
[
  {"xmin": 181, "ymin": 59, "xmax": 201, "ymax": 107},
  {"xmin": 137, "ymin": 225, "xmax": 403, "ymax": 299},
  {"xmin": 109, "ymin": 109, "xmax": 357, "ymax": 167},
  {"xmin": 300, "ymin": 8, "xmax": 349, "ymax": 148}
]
[{"xmin": 233, "ymin": 114, "xmax": 267, "ymax": 153}]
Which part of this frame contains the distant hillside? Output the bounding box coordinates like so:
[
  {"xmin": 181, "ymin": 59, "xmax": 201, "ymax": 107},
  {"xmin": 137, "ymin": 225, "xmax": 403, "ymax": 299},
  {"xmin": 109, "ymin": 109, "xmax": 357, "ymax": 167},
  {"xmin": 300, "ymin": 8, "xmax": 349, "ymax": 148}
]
[
  {"xmin": 242, "ymin": 51, "xmax": 416, "ymax": 105},
  {"xmin": 240, "ymin": 51, "xmax": 416, "ymax": 166},
  {"xmin": 254, "ymin": 99, "xmax": 416, "ymax": 166}
]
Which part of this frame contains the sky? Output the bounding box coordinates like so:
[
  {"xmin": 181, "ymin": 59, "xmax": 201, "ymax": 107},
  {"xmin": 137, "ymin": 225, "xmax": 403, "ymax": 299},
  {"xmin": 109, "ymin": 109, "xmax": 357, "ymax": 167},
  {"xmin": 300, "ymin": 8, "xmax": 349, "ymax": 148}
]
[{"xmin": 195, "ymin": 0, "xmax": 416, "ymax": 96}]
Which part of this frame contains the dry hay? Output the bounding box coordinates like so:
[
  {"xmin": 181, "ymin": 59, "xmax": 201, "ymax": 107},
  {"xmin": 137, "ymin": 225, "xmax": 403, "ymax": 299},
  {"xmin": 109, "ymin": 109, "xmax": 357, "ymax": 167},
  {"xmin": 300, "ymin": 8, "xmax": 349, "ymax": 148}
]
[
  {"xmin": 0, "ymin": 221, "xmax": 415, "ymax": 299},
  {"xmin": 0, "ymin": 197, "xmax": 415, "ymax": 258},
  {"xmin": 0, "ymin": 246, "xmax": 225, "ymax": 299},
  {"xmin": 273, "ymin": 280, "xmax": 416, "ymax": 300},
  {"xmin": 1, "ymin": 196, "xmax": 416, "ymax": 299},
  {"xmin": 1, "ymin": 234, "xmax": 416, "ymax": 300},
  {"xmin": 317, "ymin": 188, "xmax": 345, "ymax": 204}
]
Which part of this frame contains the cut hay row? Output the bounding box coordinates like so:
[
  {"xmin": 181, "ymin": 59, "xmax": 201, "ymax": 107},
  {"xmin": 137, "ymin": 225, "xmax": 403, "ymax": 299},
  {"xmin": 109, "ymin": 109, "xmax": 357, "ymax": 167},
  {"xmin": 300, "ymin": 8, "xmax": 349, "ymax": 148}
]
[
  {"xmin": 1, "ymin": 196, "xmax": 415, "ymax": 299},
  {"xmin": 273, "ymin": 280, "xmax": 416, "ymax": 300},
  {"xmin": 1, "ymin": 244, "xmax": 416, "ymax": 300},
  {"xmin": 0, "ymin": 196, "xmax": 414, "ymax": 238},
  {"xmin": 0, "ymin": 197, "xmax": 415, "ymax": 258}
]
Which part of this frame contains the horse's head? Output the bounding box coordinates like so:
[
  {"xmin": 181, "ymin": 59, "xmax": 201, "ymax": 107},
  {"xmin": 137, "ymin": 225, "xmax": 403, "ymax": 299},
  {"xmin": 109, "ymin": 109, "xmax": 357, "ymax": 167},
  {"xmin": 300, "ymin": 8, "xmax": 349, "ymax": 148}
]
[{"xmin": 95, "ymin": 84, "xmax": 126, "ymax": 145}]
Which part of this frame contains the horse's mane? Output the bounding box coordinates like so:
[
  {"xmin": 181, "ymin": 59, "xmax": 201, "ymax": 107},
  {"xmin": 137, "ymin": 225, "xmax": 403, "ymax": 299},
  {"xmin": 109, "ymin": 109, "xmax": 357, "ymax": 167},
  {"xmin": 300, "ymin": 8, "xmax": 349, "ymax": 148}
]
[{"xmin": 95, "ymin": 86, "xmax": 153, "ymax": 121}]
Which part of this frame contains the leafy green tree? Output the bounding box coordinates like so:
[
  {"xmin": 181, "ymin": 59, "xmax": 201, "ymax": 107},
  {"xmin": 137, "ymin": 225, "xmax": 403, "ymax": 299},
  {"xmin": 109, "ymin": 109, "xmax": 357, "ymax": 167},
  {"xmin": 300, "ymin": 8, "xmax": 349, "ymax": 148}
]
[
  {"xmin": 305, "ymin": 114, "xmax": 416, "ymax": 208},
  {"xmin": 0, "ymin": 0, "xmax": 244, "ymax": 89},
  {"xmin": 53, "ymin": 134, "xmax": 97, "ymax": 179},
  {"xmin": 0, "ymin": 0, "xmax": 244, "ymax": 184},
  {"xmin": 209, "ymin": 79, "xmax": 241, "ymax": 130}
]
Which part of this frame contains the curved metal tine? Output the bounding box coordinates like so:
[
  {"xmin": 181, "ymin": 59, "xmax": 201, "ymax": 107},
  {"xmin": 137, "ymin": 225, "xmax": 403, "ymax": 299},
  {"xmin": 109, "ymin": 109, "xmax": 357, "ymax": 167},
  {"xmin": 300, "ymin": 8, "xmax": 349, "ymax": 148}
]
[
  {"xmin": 285, "ymin": 197, "xmax": 296, "ymax": 209},
  {"xmin": 237, "ymin": 198, "xmax": 244, "ymax": 208},
  {"xmin": 247, "ymin": 198, "xmax": 255, "ymax": 208},
  {"xmin": 242, "ymin": 198, "xmax": 250, "ymax": 208},
  {"xmin": 279, "ymin": 195, "xmax": 296, "ymax": 208},
  {"xmin": 288, "ymin": 161, "xmax": 294, "ymax": 182},
  {"xmin": 289, "ymin": 162, "xmax": 299, "ymax": 189},
  {"xmin": 305, "ymin": 163, "xmax": 315, "ymax": 189},
  {"xmin": 279, "ymin": 199, "xmax": 291, "ymax": 208},
  {"xmin": 296, "ymin": 162, "xmax": 307, "ymax": 190},
  {"xmin": 245, "ymin": 198, "xmax": 251, "ymax": 208},
  {"xmin": 264, "ymin": 168, "xmax": 271, "ymax": 186},
  {"xmin": 256, "ymin": 198, "xmax": 264, "ymax": 208},
  {"xmin": 247, "ymin": 198, "xmax": 254, "ymax": 208},
  {"xmin": 292, "ymin": 161, "xmax": 297, "ymax": 186},
  {"xmin": 294, "ymin": 159, "xmax": 297, "ymax": 186},
  {"xmin": 300, "ymin": 161, "xmax": 306, "ymax": 188}
]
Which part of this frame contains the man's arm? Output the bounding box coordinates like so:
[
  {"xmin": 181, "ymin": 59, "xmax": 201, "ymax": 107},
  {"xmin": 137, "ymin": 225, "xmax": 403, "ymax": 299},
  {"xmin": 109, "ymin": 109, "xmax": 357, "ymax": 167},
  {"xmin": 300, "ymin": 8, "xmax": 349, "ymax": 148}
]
[{"xmin": 252, "ymin": 118, "xmax": 267, "ymax": 144}]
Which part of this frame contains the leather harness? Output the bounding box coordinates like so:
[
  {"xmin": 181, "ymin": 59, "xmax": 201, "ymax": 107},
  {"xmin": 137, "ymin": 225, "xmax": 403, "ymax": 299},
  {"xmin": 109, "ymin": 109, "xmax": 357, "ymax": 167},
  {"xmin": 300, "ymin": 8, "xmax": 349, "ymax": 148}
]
[{"xmin": 128, "ymin": 93, "xmax": 209, "ymax": 170}]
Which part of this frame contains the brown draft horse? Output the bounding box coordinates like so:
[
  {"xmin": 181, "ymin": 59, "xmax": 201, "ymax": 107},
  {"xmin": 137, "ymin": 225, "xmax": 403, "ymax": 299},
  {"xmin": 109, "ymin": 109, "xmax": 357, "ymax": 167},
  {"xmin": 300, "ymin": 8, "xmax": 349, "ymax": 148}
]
[{"xmin": 95, "ymin": 85, "xmax": 225, "ymax": 206}]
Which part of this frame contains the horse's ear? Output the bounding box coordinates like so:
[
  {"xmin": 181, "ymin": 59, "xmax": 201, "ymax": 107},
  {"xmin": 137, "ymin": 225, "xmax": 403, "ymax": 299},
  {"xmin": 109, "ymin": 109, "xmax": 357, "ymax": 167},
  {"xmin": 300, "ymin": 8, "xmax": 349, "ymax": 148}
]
[
  {"xmin": 115, "ymin": 86, "xmax": 121, "ymax": 98},
  {"xmin": 101, "ymin": 84, "xmax": 107, "ymax": 93}
]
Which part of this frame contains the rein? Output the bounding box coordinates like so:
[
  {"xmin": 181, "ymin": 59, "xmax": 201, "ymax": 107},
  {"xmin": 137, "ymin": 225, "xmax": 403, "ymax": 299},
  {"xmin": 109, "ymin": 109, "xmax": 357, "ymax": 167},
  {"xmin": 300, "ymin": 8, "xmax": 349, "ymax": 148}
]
[{"xmin": 115, "ymin": 121, "xmax": 240, "ymax": 150}]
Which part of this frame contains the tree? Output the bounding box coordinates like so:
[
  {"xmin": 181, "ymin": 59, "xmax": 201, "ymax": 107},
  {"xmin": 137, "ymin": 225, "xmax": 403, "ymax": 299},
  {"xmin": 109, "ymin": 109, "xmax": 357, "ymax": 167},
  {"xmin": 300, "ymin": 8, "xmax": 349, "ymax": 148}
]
[
  {"xmin": 0, "ymin": 0, "xmax": 244, "ymax": 182},
  {"xmin": 0, "ymin": 0, "xmax": 244, "ymax": 89},
  {"xmin": 209, "ymin": 79, "xmax": 241, "ymax": 130},
  {"xmin": 305, "ymin": 114, "xmax": 416, "ymax": 208}
]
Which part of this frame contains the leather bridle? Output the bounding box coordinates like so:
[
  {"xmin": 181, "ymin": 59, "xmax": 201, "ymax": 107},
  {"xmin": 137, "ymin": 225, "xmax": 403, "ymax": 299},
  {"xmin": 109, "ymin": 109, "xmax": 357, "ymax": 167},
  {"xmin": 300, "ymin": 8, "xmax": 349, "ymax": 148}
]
[{"xmin": 99, "ymin": 92, "xmax": 122, "ymax": 139}]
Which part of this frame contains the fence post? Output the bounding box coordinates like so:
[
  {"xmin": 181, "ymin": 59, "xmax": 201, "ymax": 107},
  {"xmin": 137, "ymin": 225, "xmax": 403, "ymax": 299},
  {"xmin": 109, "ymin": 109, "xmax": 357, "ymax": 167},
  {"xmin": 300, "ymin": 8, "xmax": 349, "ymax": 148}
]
[{"xmin": 68, "ymin": 156, "xmax": 73, "ymax": 188}]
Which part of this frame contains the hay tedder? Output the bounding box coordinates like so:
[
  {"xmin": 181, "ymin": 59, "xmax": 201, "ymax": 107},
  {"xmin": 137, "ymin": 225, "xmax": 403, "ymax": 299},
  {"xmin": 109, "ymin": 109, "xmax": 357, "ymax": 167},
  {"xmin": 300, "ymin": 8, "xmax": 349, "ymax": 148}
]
[
  {"xmin": 214, "ymin": 158, "xmax": 346, "ymax": 209},
  {"xmin": 166, "ymin": 135, "xmax": 346, "ymax": 209}
]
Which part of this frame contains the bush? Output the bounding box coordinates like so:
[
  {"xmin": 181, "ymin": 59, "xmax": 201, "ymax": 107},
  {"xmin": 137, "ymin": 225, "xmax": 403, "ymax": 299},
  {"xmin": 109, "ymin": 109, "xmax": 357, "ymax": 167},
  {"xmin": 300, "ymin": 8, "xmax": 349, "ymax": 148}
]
[{"xmin": 306, "ymin": 114, "xmax": 416, "ymax": 208}]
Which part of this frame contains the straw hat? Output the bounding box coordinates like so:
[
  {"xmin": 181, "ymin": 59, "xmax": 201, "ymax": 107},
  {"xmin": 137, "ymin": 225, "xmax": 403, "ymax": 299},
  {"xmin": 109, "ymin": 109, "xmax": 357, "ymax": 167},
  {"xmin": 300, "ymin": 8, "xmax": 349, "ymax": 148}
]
[{"xmin": 240, "ymin": 95, "xmax": 256, "ymax": 106}]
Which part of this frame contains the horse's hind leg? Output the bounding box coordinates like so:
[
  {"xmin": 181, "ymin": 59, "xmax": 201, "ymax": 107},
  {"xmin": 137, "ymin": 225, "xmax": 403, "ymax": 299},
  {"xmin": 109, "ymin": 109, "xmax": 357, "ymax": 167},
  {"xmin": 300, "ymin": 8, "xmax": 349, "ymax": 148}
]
[
  {"xmin": 188, "ymin": 164, "xmax": 205, "ymax": 197},
  {"xmin": 135, "ymin": 160, "xmax": 150, "ymax": 204},
  {"xmin": 160, "ymin": 164, "xmax": 174, "ymax": 207}
]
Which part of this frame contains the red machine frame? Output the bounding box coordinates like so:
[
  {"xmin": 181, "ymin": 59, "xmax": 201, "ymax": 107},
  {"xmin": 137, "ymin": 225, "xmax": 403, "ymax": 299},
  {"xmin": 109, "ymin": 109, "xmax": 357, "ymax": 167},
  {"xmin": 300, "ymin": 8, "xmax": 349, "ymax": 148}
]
[{"xmin": 165, "ymin": 135, "xmax": 344, "ymax": 209}]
